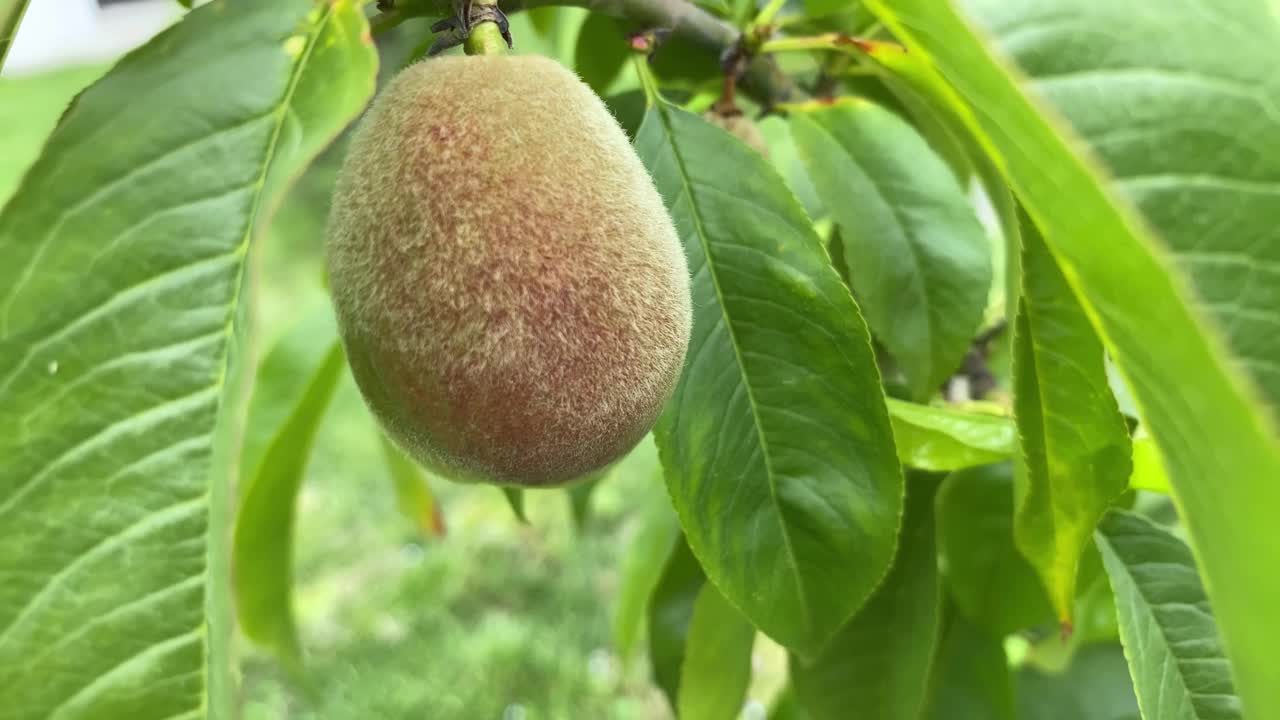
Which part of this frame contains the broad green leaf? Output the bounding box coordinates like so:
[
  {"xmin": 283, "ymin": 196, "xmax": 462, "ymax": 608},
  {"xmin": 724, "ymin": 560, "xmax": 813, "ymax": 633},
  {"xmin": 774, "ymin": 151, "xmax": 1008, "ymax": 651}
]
[
  {"xmin": 233, "ymin": 340, "xmax": 345, "ymax": 666},
  {"xmin": 637, "ymin": 101, "xmax": 903, "ymax": 658},
  {"xmin": 792, "ymin": 473, "xmax": 942, "ymax": 720},
  {"xmin": 1128, "ymin": 435, "xmax": 1170, "ymax": 495},
  {"xmin": 935, "ymin": 464, "xmax": 1054, "ymax": 636},
  {"xmin": 925, "ymin": 601, "xmax": 1015, "ymax": 720},
  {"xmin": 381, "ymin": 433, "xmax": 445, "ymax": 537},
  {"xmin": 1017, "ymin": 644, "xmax": 1139, "ymax": 720},
  {"xmin": 573, "ymin": 13, "xmax": 629, "ymax": 96},
  {"xmin": 864, "ymin": 2, "xmax": 1280, "ymax": 712},
  {"xmin": 791, "ymin": 101, "xmax": 992, "ymax": 401},
  {"xmin": 678, "ymin": 584, "xmax": 756, "ymax": 720},
  {"xmin": 613, "ymin": 484, "xmax": 678, "ymax": 661},
  {"xmin": 1013, "ymin": 220, "xmax": 1132, "ymax": 624},
  {"xmin": 649, "ymin": 533, "xmax": 706, "ymax": 710},
  {"xmin": 501, "ymin": 487, "xmax": 528, "ymax": 524},
  {"xmin": 0, "ymin": 0, "xmax": 29, "ymax": 70},
  {"xmin": 0, "ymin": 0, "xmax": 375, "ymax": 716},
  {"xmin": 887, "ymin": 398, "xmax": 1015, "ymax": 471},
  {"xmin": 1097, "ymin": 511, "xmax": 1242, "ymax": 720}
]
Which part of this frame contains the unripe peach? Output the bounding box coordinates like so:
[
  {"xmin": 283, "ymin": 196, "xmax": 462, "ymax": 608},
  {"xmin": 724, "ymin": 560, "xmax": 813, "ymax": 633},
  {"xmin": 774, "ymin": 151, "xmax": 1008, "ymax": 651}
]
[{"xmin": 326, "ymin": 55, "xmax": 691, "ymax": 487}]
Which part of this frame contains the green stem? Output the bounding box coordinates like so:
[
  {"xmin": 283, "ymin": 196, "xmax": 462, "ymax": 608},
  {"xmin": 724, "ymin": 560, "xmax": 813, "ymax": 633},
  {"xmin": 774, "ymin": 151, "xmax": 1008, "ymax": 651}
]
[
  {"xmin": 373, "ymin": 0, "xmax": 799, "ymax": 105},
  {"xmin": 464, "ymin": 21, "xmax": 509, "ymax": 55},
  {"xmin": 759, "ymin": 33, "xmax": 872, "ymax": 55},
  {"xmin": 751, "ymin": 0, "xmax": 787, "ymax": 28},
  {"xmin": 633, "ymin": 54, "xmax": 661, "ymax": 107}
]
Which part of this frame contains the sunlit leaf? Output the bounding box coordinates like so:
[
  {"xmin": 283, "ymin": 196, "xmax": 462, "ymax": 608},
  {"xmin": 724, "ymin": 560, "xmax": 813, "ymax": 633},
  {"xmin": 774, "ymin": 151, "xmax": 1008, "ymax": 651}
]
[
  {"xmin": 1013, "ymin": 219, "xmax": 1131, "ymax": 624},
  {"xmin": 613, "ymin": 484, "xmax": 678, "ymax": 661},
  {"xmin": 381, "ymin": 434, "xmax": 445, "ymax": 537},
  {"xmin": 233, "ymin": 340, "xmax": 345, "ymax": 666},
  {"xmin": 887, "ymin": 399, "xmax": 1015, "ymax": 471},
  {"xmin": 864, "ymin": 2, "xmax": 1280, "ymax": 712},
  {"xmin": 678, "ymin": 584, "xmax": 756, "ymax": 720},
  {"xmin": 0, "ymin": 1, "xmax": 375, "ymax": 714}
]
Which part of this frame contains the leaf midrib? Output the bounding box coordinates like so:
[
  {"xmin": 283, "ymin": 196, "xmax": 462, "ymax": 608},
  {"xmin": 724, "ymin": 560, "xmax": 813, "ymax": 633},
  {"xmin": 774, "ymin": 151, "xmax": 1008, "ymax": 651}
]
[{"xmin": 653, "ymin": 102, "xmax": 812, "ymax": 637}]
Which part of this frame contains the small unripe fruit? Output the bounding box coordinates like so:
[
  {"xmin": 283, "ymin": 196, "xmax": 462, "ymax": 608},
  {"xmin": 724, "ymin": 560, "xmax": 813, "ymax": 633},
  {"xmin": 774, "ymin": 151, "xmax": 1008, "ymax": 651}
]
[{"xmin": 327, "ymin": 55, "xmax": 691, "ymax": 487}]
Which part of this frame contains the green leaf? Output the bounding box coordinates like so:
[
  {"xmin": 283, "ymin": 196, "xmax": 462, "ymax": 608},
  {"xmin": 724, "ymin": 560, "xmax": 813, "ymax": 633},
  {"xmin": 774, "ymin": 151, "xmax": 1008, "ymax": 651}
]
[
  {"xmin": 1097, "ymin": 510, "xmax": 1242, "ymax": 720},
  {"xmin": 573, "ymin": 13, "xmax": 629, "ymax": 96},
  {"xmin": 238, "ymin": 301, "xmax": 336, "ymax": 484},
  {"xmin": 1016, "ymin": 644, "xmax": 1139, "ymax": 720},
  {"xmin": 566, "ymin": 473, "xmax": 601, "ymax": 531},
  {"xmin": 864, "ymin": 2, "xmax": 1280, "ymax": 713},
  {"xmin": 925, "ymin": 601, "xmax": 1015, "ymax": 720},
  {"xmin": 0, "ymin": 0, "xmax": 375, "ymax": 715},
  {"xmin": 1013, "ymin": 218, "xmax": 1132, "ymax": 625},
  {"xmin": 678, "ymin": 584, "xmax": 756, "ymax": 720},
  {"xmin": 501, "ymin": 487, "xmax": 528, "ymax": 524},
  {"xmin": 0, "ymin": 0, "xmax": 30, "ymax": 71},
  {"xmin": 381, "ymin": 433, "xmax": 445, "ymax": 537},
  {"xmin": 612, "ymin": 485, "xmax": 678, "ymax": 661},
  {"xmin": 1128, "ymin": 434, "xmax": 1170, "ymax": 495},
  {"xmin": 936, "ymin": 463, "xmax": 1054, "ymax": 636},
  {"xmin": 649, "ymin": 533, "xmax": 706, "ymax": 710},
  {"xmin": 637, "ymin": 100, "xmax": 903, "ymax": 658},
  {"xmin": 887, "ymin": 399, "xmax": 1015, "ymax": 471},
  {"xmin": 233, "ymin": 340, "xmax": 345, "ymax": 666},
  {"xmin": 792, "ymin": 473, "xmax": 942, "ymax": 720},
  {"xmin": 790, "ymin": 101, "xmax": 992, "ymax": 401}
]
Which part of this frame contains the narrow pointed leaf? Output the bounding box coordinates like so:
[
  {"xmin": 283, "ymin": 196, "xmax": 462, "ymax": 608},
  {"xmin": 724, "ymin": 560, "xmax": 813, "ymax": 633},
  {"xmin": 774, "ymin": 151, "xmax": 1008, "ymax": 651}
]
[
  {"xmin": 790, "ymin": 102, "xmax": 991, "ymax": 401},
  {"xmin": 233, "ymin": 340, "xmax": 346, "ymax": 666},
  {"xmin": 613, "ymin": 487, "xmax": 678, "ymax": 661},
  {"xmin": 501, "ymin": 487, "xmax": 528, "ymax": 524},
  {"xmin": 649, "ymin": 533, "xmax": 706, "ymax": 710},
  {"xmin": 1097, "ymin": 510, "xmax": 1242, "ymax": 720},
  {"xmin": 382, "ymin": 435, "xmax": 445, "ymax": 537},
  {"xmin": 1014, "ymin": 221, "xmax": 1132, "ymax": 624},
  {"xmin": 792, "ymin": 473, "xmax": 942, "ymax": 720},
  {"xmin": 678, "ymin": 584, "xmax": 756, "ymax": 720},
  {"xmin": 864, "ymin": 2, "xmax": 1280, "ymax": 712},
  {"xmin": 637, "ymin": 101, "xmax": 902, "ymax": 658},
  {"xmin": 887, "ymin": 399, "xmax": 1015, "ymax": 471},
  {"xmin": 0, "ymin": 1, "xmax": 375, "ymax": 715}
]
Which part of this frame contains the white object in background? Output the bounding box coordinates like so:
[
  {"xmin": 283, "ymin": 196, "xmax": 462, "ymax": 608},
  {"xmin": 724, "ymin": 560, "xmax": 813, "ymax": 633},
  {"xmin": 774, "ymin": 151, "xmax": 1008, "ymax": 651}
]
[{"xmin": 4, "ymin": 0, "xmax": 181, "ymax": 77}]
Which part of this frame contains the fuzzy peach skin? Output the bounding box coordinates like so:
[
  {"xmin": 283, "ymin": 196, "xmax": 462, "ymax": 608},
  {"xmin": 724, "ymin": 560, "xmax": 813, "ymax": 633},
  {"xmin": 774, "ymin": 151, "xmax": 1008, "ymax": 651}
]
[{"xmin": 326, "ymin": 55, "xmax": 691, "ymax": 487}]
